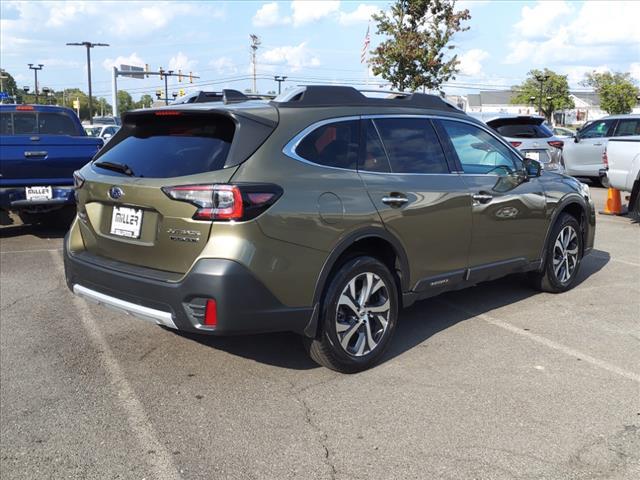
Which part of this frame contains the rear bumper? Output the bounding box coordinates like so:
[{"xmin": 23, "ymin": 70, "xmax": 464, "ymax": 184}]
[
  {"xmin": 0, "ymin": 185, "xmax": 75, "ymax": 210},
  {"xmin": 63, "ymin": 235, "xmax": 314, "ymax": 336}
]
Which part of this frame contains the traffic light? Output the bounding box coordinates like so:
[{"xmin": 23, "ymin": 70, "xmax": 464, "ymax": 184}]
[
  {"xmin": 155, "ymin": 90, "xmax": 162, "ymax": 99},
  {"xmin": 189, "ymin": 72, "xmax": 193, "ymax": 83},
  {"xmin": 178, "ymin": 70, "xmax": 183, "ymax": 82},
  {"xmin": 159, "ymin": 67, "xmax": 164, "ymax": 80},
  {"xmin": 145, "ymin": 64, "xmax": 149, "ymax": 78},
  {"xmin": 179, "ymin": 89, "xmax": 185, "ymax": 97}
]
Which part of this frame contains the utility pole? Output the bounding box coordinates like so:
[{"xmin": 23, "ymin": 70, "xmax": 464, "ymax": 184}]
[
  {"xmin": 164, "ymin": 70, "xmax": 173, "ymax": 106},
  {"xmin": 274, "ymin": 75, "xmax": 287, "ymax": 94},
  {"xmin": 250, "ymin": 34, "xmax": 261, "ymax": 93},
  {"xmin": 534, "ymin": 73, "xmax": 549, "ymax": 118},
  {"xmin": 27, "ymin": 64, "xmax": 44, "ymax": 104},
  {"xmin": 66, "ymin": 41, "xmax": 109, "ymax": 123}
]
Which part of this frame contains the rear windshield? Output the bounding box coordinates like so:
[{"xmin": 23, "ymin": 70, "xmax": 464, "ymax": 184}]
[
  {"xmin": 0, "ymin": 111, "xmax": 79, "ymax": 135},
  {"xmin": 93, "ymin": 114, "xmax": 234, "ymax": 178},
  {"xmin": 489, "ymin": 120, "xmax": 553, "ymax": 139}
]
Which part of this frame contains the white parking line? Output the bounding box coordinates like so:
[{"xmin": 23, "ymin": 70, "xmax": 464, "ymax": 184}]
[
  {"xmin": 50, "ymin": 250, "xmax": 181, "ymax": 480},
  {"xmin": 440, "ymin": 300, "xmax": 640, "ymax": 384},
  {"xmin": 0, "ymin": 248, "xmax": 63, "ymax": 255}
]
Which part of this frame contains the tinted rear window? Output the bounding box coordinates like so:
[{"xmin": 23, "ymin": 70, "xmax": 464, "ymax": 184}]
[
  {"xmin": 373, "ymin": 118, "xmax": 449, "ymax": 174},
  {"xmin": 493, "ymin": 123, "xmax": 552, "ymax": 138},
  {"xmin": 93, "ymin": 114, "xmax": 234, "ymax": 178},
  {"xmin": 0, "ymin": 111, "xmax": 79, "ymax": 135},
  {"xmin": 295, "ymin": 120, "xmax": 359, "ymax": 169},
  {"xmin": 615, "ymin": 119, "xmax": 640, "ymax": 136}
]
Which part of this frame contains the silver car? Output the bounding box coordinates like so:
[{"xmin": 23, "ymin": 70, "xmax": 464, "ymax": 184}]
[
  {"xmin": 470, "ymin": 114, "xmax": 565, "ymax": 172},
  {"xmin": 562, "ymin": 114, "xmax": 640, "ymax": 184}
]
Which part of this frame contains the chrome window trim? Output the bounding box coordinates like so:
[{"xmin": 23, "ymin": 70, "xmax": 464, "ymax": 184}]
[{"xmin": 282, "ymin": 113, "xmax": 524, "ymax": 177}]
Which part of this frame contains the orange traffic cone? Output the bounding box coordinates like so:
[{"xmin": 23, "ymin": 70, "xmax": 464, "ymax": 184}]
[{"xmin": 602, "ymin": 187, "xmax": 622, "ymax": 215}]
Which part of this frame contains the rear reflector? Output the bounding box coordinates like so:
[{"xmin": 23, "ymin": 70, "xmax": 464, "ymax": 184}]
[
  {"xmin": 16, "ymin": 105, "xmax": 35, "ymax": 111},
  {"xmin": 509, "ymin": 141, "xmax": 522, "ymax": 148},
  {"xmin": 548, "ymin": 140, "xmax": 564, "ymax": 149},
  {"xmin": 204, "ymin": 299, "xmax": 217, "ymax": 327}
]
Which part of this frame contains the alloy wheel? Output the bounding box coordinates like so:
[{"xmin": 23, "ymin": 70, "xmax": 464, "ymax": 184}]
[
  {"xmin": 553, "ymin": 225, "xmax": 579, "ymax": 284},
  {"xmin": 335, "ymin": 272, "xmax": 390, "ymax": 357}
]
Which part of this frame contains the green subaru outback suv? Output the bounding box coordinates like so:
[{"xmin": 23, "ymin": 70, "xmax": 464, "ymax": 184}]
[{"xmin": 64, "ymin": 86, "xmax": 595, "ymax": 372}]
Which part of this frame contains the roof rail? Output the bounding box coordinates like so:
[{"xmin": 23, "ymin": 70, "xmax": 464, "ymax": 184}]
[{"xmin": 271, "ymin": 85, "xmax": 459, "ymax": 111}]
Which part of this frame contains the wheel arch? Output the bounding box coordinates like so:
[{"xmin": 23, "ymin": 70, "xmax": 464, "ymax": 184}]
[
  {"xmin": 539, "ymin": 194, "xmax": 588, "ymax": 264},
  {"xmin": 304, "ymin": 227, "xmax": 410, "ymax": 338}
]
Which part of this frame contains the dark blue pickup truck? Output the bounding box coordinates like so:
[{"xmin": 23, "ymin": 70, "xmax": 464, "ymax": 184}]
[{"xmin": 0, "ymin": 104, "xmax": 103, "ymax": 225}]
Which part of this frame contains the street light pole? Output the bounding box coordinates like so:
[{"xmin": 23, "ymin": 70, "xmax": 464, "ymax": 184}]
[
  {"xmin": 66, "ymin": 41, "xmax": 109, "ymax": 124},
  {"xmin": 274, "ymin": 75, "xmax": 287, "ymax": 94},
  {"xmin": 534, "ymin": 73, "xmax": 549, "ymax": 118},
  {"xmin": 27, "ymin": 64, "xmax": 44, "ymax": 104}
]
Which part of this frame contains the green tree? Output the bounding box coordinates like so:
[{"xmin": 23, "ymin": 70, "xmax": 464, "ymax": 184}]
[
  {"xmin": 581, "ymin": 71, "xmax": 639, "ymax": 115},
  {"xmin": 0, "ymin": 69, "xmax": 19, "ymax": 101},
  {"xmin": 369, "ymin": 0, "xmax": 471, "ymax": 92},
  {"xmin": 117, "ymin": 90, "xmax": 135, "ymax": 113},
  {"xmin": 511, "ymin": 69, "xmax": 574, "ymax": 123},
  {"xmin": 135, "ymin": 94, "xmax": 154, "ymax": 109}
]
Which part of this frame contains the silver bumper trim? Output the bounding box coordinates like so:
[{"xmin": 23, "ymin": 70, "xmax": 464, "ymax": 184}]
[{"xmin": 72, "ymin": 284, "xmax": 178, "ymax": 329}]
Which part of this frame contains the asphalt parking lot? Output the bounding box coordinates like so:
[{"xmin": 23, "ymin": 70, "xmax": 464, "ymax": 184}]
[{"xmin": 1, "ymin": 186, "xmax": 638, "ymax": 480}]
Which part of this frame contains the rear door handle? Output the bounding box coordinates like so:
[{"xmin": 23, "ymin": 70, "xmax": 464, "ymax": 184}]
[
  {"xmin": 24, "ymin": 151, "xmax": 48, "ymax": 158},
  {"xmin": 472, "ymin": 193, "xmax": 493, "ymax": 204},
  {"xmin": 382, "ymin": 195, "xmax": 409, "ymax": 207}
]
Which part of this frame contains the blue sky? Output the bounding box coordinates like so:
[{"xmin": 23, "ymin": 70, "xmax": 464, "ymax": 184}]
[{"xmin": 1, "ymin": 1, "xmax": 639, "ymax": 101}]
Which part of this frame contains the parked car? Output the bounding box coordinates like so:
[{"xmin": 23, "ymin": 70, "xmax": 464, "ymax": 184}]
[
  {"xmin": 64, "ymin": 86, "xmax": 595, "ymax": 372},
  {"xmin": 0, "ymin": 105, "xmax": 104, "ymax": 225},
  {"xmin": 602, "ymin": 137, "xmax": 640, "ymax": 220},
  {"xmin": 469, "ymin": 114, "xmax": 565, "ymax": 172},
  {"xmin": 84, "ymin": 124, "xmax": 120, "ymax": 141},
  {"xmin": 563, "ymin": 114, "xmax": 640, "ymax": 184},
  {"xmin": 91, "ymin": 116, "xmax": 121, "ymax": 126},
  {"xmin": 553, "ymin": 126, "xmax": 575, "ymax": 138}
]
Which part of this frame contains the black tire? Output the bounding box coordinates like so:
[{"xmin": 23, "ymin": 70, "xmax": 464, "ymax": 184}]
[
  {"xmin": 304, "ymin": 256, "xmax": 399, "ymax": 373},
  {"xmin": 630, "ymin": 183, "xmax": 640, "ymax": 223},
  {"xmin": 529, "ymin": 213, "xmax": 583, "ymax": 293}
]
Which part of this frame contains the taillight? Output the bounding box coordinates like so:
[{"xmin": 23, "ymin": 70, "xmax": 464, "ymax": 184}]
[
  {"xmin": 73, "ymin": 171, "xmax": 85, "ymax": 189},
  {"xmin": 155, "ymin": 110, "xmax": 182, "ymax": 116},
  {"xmin": 509, "ymin": 141, "xmax": 522, "ymax": 148},
  {"xmin": 162, "ymin": 183, "xmax": 282, "ymax": 221},
  {"xmin": 548, "ymin": 140, "xmax": 564, "ymax": 149},
  {"xmin": 204, "ymin": 299, "xmax": 217, "ymax": 327},
  {"xmin": 602, "ymin": 148, "xmax": 608, "ymax": 168}
]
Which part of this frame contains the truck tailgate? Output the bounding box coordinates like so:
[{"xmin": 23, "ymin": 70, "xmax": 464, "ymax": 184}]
[{"xmin": 0, "ymin": 135, "xmax": 103, "ymax": 186}]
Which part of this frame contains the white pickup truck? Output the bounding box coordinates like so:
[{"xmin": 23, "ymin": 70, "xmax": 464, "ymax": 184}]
[{"xmin": 603, "ymin": 137, "xmax": 640, "ymax": 219}]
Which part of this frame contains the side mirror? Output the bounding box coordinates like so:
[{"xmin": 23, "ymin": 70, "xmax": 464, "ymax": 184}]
[
  {"xmin": 103, "ymin": 134, "xmax": 112, "ymax": 140},
  {"xmin": 573, "ymin": 134, "xmax": 580, "ymax": 143},
  {"xmin": 525, "ymin": 159, "xmax": 542, "ymax": 177}
]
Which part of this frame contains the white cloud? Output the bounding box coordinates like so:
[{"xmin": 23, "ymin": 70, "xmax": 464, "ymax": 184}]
[
  {"xmin": 457, "ymin": 49, "xmax": 489, "ymax": 77},
  {"xmin": 505, "ymin": 1, "xmax": 640, "ymax": 66},
  {"xmin": 209, "ymin": 56, "xmax": 238, "ymax": 75},
  {"xmin": 291, "ymin": 0, "xmax": 340, "ymax": 27},
  {"xmin": 630, "ymin": 63, "xmax": 640, "ymax": 82},
  {"xmin": 261, "ymin": 42, "xmax": 320, "ymax": 71},
  {"xmin": 560, "ymin": 65, "xmax": 610, "ymax": 88},
  {"xmin": 168, "ymin": 52, "xmax": 197, "ymax": 72},
  {"xmin": 253, "ymin": 2, "xmax": 290, "ymax": 27},
  {"xmin": 339, "ymin": 4, "xmax": 379, "ymax": 25},
  {"xmin": 513, "ymin": 1, "xmax": 572, "ymax": 40},
  {"xmin": 102, "ymin": 53, "xmax": 145, "ymax": 71}
]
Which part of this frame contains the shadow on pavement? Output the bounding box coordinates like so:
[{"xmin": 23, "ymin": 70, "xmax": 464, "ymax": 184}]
[
  {"xmin": 0, "ymin": 223, "xmax": 70, "ymax": 239},
  {"xmin": 174, "ymin": 250, "xmax": 610, "ymax": 371}
]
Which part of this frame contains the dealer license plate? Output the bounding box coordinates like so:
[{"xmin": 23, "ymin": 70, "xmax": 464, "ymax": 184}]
[
  {"xmin": 110, "ymin": 206, "xmax": 143, "ymax": 239},
  {"xmin": 25, "ymin": 186, "xmax": 52, "ymax": 201}
]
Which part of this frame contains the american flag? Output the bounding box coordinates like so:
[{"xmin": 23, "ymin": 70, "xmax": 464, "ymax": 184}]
[{"xmin": 361, "ymin": 24, "xmax": 370, "ymax": 64}]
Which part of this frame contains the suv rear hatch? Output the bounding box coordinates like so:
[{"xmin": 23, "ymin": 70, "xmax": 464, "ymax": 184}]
[
  {"xmin": 75, "ymin": 106, "xmax": 277, "ymax": 274},
  {"xmin": 486, "ymin": 116, "xmax": 559, "ymax": 164}
]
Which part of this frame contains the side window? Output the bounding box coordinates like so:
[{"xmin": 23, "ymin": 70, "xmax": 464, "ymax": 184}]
[
  {"xmin": 38, "ymin": 113, "xmax": 78, "ymax": 135},
  {"xmin": 614, "ymin": 119, "xmax": 640, "ymax": 137},
  {"xmin": 360, "ymin": 120, "xmax": 391, "ymax": 173},
  {"xmin": 373, "ymin": 118, "xmax": 449, "ymax": 174},
  {"xmin": 0, "ymin": 113, "xmax": 12, "ymax": 134},
  {"xmin": 439, "ymin": 120, "xmax": 517, "ymax": 175},
  {"xmin": 295, "ymin": 120, "xmax": 359, "ymax": 169},
  {"xmin": 13, "ymin": 113, "xmax": 37, "ymax": 134},
  {"xmin": 580, "ymin": 120, "xmax": 613, "ymax": 138}
]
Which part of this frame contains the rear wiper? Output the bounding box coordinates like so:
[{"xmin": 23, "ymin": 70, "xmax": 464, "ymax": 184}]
[{"xmin": 94, "ymin": 160, "xmax": 135, "ymax": 176}]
